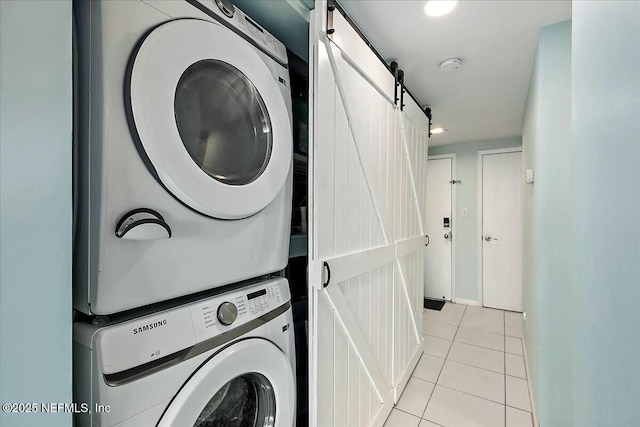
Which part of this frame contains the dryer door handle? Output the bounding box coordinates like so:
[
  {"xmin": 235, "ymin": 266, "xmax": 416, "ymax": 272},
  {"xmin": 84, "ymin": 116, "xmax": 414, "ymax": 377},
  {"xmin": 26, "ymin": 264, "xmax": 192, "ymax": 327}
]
[{"xmin": 115, "ymin": 208, "xmax": 172, "ymax": 240}]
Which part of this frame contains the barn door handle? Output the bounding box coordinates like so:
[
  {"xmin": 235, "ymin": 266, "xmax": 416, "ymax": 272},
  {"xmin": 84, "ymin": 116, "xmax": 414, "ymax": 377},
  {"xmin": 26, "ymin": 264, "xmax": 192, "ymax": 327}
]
[
  {"xmin": 425, "ymin": 235, "xmax": 430, "ymax": 246},
  {"xmin": 322, "ymin": 262, "xmax": 331, "ymax": 288}
]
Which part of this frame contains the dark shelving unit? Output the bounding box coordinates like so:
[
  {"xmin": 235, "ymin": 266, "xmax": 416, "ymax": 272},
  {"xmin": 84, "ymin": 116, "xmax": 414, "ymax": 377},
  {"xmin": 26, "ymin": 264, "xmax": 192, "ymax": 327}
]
[{"xmin": 287, "ymin": 48, "xmax": 309, "ymax": 427}]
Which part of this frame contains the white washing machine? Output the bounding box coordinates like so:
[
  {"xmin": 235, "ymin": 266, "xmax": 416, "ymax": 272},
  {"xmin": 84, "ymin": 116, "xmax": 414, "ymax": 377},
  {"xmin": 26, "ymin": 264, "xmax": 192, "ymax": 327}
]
[
  {"xmin": 73, "ymin": 277, "xmax": 296, "ymax": 427},
  {"xmin": 74, "ymin": 0, "xmax": 293, "ymax": 315}
]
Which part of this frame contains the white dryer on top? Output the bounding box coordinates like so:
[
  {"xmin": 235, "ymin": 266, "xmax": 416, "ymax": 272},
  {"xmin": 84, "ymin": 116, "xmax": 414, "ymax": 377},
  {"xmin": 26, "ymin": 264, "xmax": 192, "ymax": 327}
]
[{"xmin": 74, "ymin": 0, "xmax": 293, "ymax": 315}]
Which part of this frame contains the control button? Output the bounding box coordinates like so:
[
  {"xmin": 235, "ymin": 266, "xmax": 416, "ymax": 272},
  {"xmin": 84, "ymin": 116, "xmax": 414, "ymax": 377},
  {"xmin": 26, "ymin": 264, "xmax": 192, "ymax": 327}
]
[{"xmin": 217, "ymin": 301, "xmax": 238, "ymax": 326}]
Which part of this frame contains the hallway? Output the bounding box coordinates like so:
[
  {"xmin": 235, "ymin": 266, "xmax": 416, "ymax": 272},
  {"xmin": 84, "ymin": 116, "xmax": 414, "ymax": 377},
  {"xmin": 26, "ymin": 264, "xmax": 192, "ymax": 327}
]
[{"xmin": 384, "ymin": 303, "xmax": 533, "ymax": 427}]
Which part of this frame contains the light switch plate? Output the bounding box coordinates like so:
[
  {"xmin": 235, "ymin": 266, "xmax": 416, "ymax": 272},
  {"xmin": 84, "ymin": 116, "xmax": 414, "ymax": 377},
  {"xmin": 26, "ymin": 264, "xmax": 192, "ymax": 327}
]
[{"xmin": 526, "ymin": 169, "xmax": 534, "ymax": 184}]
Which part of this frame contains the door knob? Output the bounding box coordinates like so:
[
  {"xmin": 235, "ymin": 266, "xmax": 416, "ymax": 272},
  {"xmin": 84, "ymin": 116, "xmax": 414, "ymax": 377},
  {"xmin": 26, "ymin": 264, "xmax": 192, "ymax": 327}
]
[
  {"xmin": 444, "ymin": 232, "xmax": 452, "ymax": 240},
  {"xmin": 484, "ymin": 236, "xmax": 498, "ymax": 242}
]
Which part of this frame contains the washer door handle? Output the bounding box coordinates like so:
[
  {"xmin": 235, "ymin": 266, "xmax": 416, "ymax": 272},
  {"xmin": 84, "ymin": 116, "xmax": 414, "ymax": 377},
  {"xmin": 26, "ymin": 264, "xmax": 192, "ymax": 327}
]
[{"xmin": 115, "ymin": 208, "xmax": 172, "ymax": 240}]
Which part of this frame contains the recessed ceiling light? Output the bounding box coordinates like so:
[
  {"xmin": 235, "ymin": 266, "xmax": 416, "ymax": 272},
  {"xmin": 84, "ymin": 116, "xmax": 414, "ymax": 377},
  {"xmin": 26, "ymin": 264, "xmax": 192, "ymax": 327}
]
[
  {"xmin": 431, "ymin": 126, "xmax": 447, "ymax": 134},
  {"xmin": 424, "ymin": 0, "xmax": 459, "ymax": 17}
]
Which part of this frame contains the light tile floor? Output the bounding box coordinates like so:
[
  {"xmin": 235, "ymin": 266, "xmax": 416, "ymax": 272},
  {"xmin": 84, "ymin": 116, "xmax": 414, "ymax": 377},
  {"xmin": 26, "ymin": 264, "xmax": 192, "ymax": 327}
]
[{"xmin": 384, "ymin": 302, "xmax": 533, "ymax": 427}]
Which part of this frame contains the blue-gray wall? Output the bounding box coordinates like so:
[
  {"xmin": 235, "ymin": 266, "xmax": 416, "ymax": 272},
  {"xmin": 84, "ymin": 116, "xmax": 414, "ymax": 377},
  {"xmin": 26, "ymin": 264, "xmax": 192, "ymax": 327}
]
[
  {"xmin": 428, "ymin": 137, "xmax": 522, "ymax": 303},
  {"xmin": 521, "ymin": 20, "xmax": 573, "ymax": 426},
  {"xmin": 0, "ymin": 2, "xmax": 73, "ymax": 426},
  {"xmin": 571, "ymin": 1, "xmax": 640, "ymax": 424}
]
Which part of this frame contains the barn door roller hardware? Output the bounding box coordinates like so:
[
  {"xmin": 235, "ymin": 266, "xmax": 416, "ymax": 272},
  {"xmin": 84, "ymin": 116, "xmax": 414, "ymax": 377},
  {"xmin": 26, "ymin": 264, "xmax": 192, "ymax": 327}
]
[
  {"xmin": 425, "ymin": 107, "xmax": 433, "ymax": 137},
  {"xmin": 399, "ymin": 70, "xmax": 406, "ymax": 111},
  {"xmin": 327, "ymin": 4, "xmax": 335, "ymax": 35},
  {"xmin": 326, "ymin": 0, "xmax": 430, "ymax": 120},
  {"xmin": 390, "ymin": 61, "xmax": 406, "ymax": 110},
  {"xmin": 391, "ymin": 61, "xmax": 400, "ymax": 106}
]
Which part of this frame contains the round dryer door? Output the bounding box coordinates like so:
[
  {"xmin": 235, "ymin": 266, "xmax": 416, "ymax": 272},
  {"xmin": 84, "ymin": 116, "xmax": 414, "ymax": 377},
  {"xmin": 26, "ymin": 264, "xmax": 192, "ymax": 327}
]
[
  {"xmin": 158, "ymin": 339, "xmax": 295, "ymax": 427},
  {"xmin": 126, "ymin": 19, "xmax": 292, "ymax": 219}
]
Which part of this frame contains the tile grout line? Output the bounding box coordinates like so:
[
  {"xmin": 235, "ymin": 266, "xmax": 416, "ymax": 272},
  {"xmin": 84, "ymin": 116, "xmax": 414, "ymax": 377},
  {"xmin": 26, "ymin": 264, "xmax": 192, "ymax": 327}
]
[
  {"xmin": 420, "ymin": 303, "xmax": 467, "ymax": 422},
  {"xmin": 392, "ymin": 406, "xmax": 446, "ymax": 427},
  {"xmin": 505, "ymin": 404, "xmax": 532, "ymax": 414},
  {"xmin": 434, "ymin": 382, "xmax": 507, "ymax": 407},
  {"xmin": 424, "ymin": 330, "xmax": 511, "ymax": 356},
  {"xmin": 427, "ymin": 319, "xmax": 520, "ymax": 340},
  {"xmin": 441, "ymin": 356, "xmax": 506, "ymax": 375},
  {"xmin": 451, "ymin": 340, "xmax": 505, "ymax": 356}
]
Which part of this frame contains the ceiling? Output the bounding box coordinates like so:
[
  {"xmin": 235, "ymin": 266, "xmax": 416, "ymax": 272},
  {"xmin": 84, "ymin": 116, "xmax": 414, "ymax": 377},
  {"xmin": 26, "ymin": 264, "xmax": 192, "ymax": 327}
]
[{"xmin": 338, "ymin": 0, "xmax": 572, "ymax": 146}]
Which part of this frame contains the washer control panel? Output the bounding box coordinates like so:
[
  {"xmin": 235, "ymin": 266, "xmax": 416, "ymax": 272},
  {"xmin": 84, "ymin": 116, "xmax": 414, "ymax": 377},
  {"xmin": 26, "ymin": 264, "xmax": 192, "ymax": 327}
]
[
  {"xmin": 92, "ymin": 278, "xmax": 290, "ymax": 375},
  {"xmin": 189, "ymin": 279, "xmax": 285, "ymax": 342},
  {"xmin": 247, "ymin": 286, "xmax": 283, "ymax": 315}
]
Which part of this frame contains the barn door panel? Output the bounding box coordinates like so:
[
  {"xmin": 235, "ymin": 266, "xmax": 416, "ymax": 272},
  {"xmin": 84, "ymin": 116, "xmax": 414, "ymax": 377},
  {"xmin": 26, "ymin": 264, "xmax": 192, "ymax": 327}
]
[{"xmin": 310, "ymin": 4, "xmax": 430, "ymax": 426}]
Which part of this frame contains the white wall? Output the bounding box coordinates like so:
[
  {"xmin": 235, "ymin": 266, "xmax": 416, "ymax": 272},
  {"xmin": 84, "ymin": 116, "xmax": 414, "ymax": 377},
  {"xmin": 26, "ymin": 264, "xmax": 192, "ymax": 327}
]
[{"xmin": 0, "ymin": 2, "xmax": 73, "ymax": 426}]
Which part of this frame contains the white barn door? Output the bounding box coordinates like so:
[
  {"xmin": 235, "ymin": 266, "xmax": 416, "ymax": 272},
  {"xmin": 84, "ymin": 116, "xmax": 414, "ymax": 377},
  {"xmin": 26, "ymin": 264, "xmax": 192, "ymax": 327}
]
[{"xmin": 309, "ymin": 4, "xmax": 430, "ymax": 426}]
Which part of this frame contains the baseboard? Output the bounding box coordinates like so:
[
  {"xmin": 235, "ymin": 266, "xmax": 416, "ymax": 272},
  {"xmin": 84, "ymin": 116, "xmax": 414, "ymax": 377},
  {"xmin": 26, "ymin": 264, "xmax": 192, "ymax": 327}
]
[
  {"xmin": 454, "ymin": 298, "xmax": 481, "ymax": 307},
  {"xmin": 521, "ymin": 338, "xmax": 539, "ymax": 427}
]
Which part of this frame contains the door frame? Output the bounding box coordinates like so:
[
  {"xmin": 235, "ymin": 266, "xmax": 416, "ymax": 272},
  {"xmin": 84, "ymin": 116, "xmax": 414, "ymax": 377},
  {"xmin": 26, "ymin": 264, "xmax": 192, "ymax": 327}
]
[
  {"xmin": 427, "ymin": 154, "xmax": 456, "ymax": 303},
  {"xmin": 476, "ymin": 147, "xmax": 522, "ymax": 307}
]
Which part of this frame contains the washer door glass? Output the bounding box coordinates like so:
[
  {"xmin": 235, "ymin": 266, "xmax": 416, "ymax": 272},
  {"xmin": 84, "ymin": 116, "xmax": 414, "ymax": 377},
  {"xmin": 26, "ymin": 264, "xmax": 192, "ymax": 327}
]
[
  {"xmin": 175, "ymin": 60, "xmax": 272, "ymax": 186},
  {"xmin": 194, "ymin": 373, "xmax": 275, "ymax": 427}
]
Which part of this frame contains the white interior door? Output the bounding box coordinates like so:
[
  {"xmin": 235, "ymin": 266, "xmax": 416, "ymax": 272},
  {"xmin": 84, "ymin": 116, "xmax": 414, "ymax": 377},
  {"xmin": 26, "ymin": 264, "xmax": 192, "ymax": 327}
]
[
  {"xmin": 424, "ymin": 157, "xmax": 453, "ymax": 301},
  {"xmin": 309, "ymin": 4, "xmax": 429, "ymax": 426},
  {"xmin": 481, "ymin": 150, "xmax": 523, "ymax": 312}
]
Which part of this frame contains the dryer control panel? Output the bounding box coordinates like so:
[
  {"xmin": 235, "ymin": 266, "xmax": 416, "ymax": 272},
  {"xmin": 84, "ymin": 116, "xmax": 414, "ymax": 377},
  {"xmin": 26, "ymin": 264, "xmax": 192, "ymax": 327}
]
[
  {"xmin": 193, "ymin": 0, "xmax": 288, "ymax": 65},
  {"xmin": 91, "ymin": 278, "xmax": 290, "ymax": 376}
]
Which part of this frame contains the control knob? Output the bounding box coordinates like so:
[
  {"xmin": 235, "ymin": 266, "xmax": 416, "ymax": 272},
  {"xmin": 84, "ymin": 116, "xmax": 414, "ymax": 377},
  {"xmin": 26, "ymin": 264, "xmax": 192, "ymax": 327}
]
[
  {"xmin": 217, "ymin": 301, "xmax": 238, "ymax": 326},
  {"xmin": 215, "ymin": 0, "xmax": 235, "ymax": 18}
]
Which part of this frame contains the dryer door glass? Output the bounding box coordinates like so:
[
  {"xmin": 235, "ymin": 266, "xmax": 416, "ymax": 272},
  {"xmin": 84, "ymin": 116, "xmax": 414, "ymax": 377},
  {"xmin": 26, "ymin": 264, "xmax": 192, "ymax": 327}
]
[
  {"xmin": 174, "ymin": 60, "xmax": 272, "ymax": 186},
  {"xmin": 194, "ymin": 373, "xmax": 275, "ymax": 427}
]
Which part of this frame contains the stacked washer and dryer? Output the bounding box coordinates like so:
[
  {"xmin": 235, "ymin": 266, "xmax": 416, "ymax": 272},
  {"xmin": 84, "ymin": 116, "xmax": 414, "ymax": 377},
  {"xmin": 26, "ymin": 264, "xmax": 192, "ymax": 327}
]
[{"xmin": 73, "ymin": 1, "xmax": 296, "ymax": 426}]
